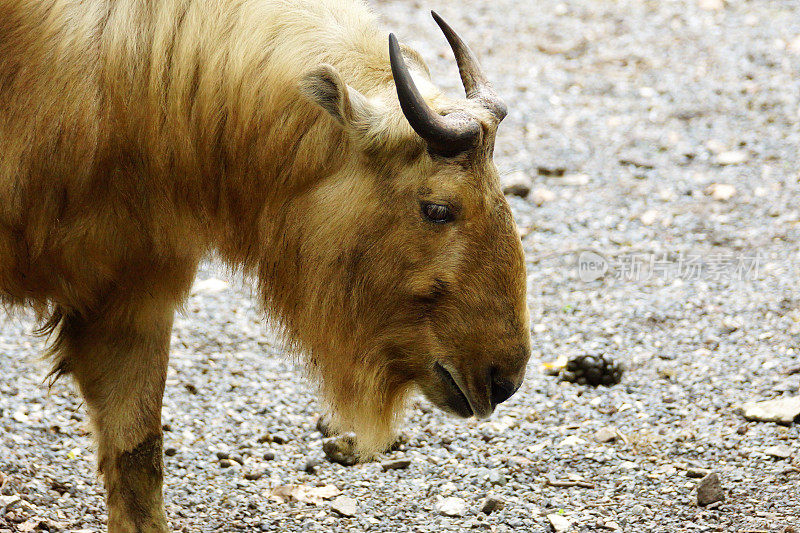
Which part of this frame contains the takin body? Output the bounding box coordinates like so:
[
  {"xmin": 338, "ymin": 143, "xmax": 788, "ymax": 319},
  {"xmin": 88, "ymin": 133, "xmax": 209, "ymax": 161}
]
[{"xmin": 0, "ymin": 0, "xmax": 531, "ymax": 530}]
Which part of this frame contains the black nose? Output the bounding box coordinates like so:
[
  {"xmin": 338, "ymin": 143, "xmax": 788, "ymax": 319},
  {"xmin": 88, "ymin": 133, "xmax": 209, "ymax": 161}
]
[{"xmin": 490, "ymin": 368, "xmax": 520, "ymax": 407}]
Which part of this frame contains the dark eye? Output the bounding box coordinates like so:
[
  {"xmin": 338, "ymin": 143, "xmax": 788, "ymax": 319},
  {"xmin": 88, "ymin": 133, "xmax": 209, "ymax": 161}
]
[{"xmin": 421, "ymin": 202, "xmax": 453, "ymax": 224}]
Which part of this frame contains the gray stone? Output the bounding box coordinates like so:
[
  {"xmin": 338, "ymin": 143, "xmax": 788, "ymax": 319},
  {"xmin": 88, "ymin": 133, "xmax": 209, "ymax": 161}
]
[
  {"xmin": 487, "ymin": 469, "xmax": 507, "ymax": 486},
  {"xmin": 479, "ymin": 495, "xmax": 505, "ymax": 514},
  {"xmin": 686, "ymin": 467, "xmax": 711, "ymax": 479},
  {"xmin": 243, "ymin": 467, "xmax": 266, "ymax": 481},
  {"xmin": 630, "ymin": 504, "xmax": 648, "ymax": 517},
  {"xmin": 696, "ymin": 473, "xmax": 725, "ymax": 506},
  {"xmin": 501, "ymin": 171, "xmax": 532, "ymax": 198},
  {"xmin": 270, "ymin": 433, "xmax": 289, "ymax": 445}
]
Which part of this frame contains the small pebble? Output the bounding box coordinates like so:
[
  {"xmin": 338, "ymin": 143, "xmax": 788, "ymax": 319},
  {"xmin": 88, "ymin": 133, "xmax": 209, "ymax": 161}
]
[
  {"xmin": 685, "ymin": 467, "xmax": 710, "ymax": 479},
  {"xmin": 243, "ymin": 468, "xmax": 266, "ymax": 481},
  {"xmin": 537, "ymin": 165, "xmax": 566, "ymax": 177},
  {"xmin": 380, "ymin": 458, "xmax": 412, "ymax": 471},
  {"xmin": 304, "ymin": 459, "xmax": 321, "ymax": 474},
  {"xmin": 479, "ymin": 495, "xmax": 505, "ymax": 514},
  {"xmin": 715, "ymin": 150, "xmax": 748, "ymax": 165},
  {"xmin": 705, "ymin": 183, "xmax": 737, "ymax": 201}
]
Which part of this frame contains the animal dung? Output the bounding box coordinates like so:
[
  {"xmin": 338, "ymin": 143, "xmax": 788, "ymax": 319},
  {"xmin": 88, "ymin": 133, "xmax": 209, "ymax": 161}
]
[{"xmin": 559, "ymin": 353, "xmax": 624, "ymax": 387}]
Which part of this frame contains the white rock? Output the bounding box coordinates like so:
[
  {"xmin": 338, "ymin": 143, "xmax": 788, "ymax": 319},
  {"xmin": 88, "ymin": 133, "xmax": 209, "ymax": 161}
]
[
  {"xmin": 658, "ymin": 188, "xmax": 677, "ymax": 201},
  {"xmin": 705, "ymin": 139, "xmax": 727, "ymax": 153},
  {"xmin": 705, "ymin": 183, "xmax": 737, "ymax": 201},
  {"xmin": 715, "ymin": 150, "xmax": 748, "ymax": 165},
  {"xmin": 547, "ymin": 513, "xmax": 572, "ymax": 532},
  {"xmin": 738, "ymin": 397, "xmax": 800, "ymax": 424},
  {"xmin": 329, "ymin": 495, "xmax": 357, "ymax": 517},
  {"xmin": 561, "ymin": 173, "xmax": 590, "ymax": 186},
  {"xmin": 638, "ymin": 86, "xmax": 656, "ymax": 98},
  {"xmin": 765, "ymin": 444, "xmax": 793, "ymax": 459},
  {"xmin": 436, "ymin": 496, "xmax": 467, "ymax": 517},
  {"xmin": 640, "ymin": 209, "xmax": 659, "ymax": 226},
  {"xmin": 531, "ymin": 187, "xmax": 556, "ymax": 206},
  {"xmin": 558, "ymin": 435, "xmax": 586, "ymax": 448},
  {"xmin": 698, "ymin": 0, "xmax": 724, "ymax": 10},
  {"xmin": 789, "ymin": 36, "xmax": 800, "ymax": 55},
  {"xmin": 0, "ymin": 495, "xmax": 21, "ymax": 508},
  {"xmin": 439, "ymin": 481, "xmax": 457, "ymax": 495},
  {"xmin": 191, "ymin": 278, "xmax": 229, "ymax": 295},
  {"xmin": 593, "ymin": 426, "xmax": 618, "ymax": 443}
]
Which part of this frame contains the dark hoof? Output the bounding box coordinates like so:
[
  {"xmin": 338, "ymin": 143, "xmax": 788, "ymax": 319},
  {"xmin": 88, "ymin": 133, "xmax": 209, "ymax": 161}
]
[{"xmin": 316, "ymin": 415, "xmax": 336, "ymax": 438}]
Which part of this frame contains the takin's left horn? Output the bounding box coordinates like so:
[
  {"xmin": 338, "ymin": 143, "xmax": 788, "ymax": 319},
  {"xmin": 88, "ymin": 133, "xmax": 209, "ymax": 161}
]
[{"xmin": 431, "ymin": 11, "xmax": 507, "ymax": 122}]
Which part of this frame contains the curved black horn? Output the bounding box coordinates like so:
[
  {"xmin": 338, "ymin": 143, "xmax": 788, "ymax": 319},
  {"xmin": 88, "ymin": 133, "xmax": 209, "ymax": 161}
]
[
  {"xmin": 389, "ymin": 33, "xmax": 480, "ymax": 157},
  {"xmin": 431, "ymin": 11, "xmax": 507, "ymax": 121}
]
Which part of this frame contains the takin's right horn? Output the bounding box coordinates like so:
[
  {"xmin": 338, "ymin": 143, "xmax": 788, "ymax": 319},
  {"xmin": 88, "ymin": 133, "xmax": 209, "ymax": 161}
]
[{"xmin": 389, "ymin": 33, "xmax": 481, "ymax": 157}]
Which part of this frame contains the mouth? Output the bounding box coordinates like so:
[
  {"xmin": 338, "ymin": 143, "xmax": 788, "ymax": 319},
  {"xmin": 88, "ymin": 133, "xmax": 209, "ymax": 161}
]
[{"xmin": 433, "ymin": 362, "xmax": 474, "ymax": 418}]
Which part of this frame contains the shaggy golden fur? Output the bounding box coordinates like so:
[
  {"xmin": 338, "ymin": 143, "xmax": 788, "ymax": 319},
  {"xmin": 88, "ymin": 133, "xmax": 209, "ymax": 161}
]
[{"xmin": 0, "ymin": 0, "xmax": 530, "ymax": 530}]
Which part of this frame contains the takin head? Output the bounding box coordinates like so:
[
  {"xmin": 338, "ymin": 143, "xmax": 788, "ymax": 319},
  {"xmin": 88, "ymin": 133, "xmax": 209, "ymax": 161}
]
[{"xmin": 291, "ymin": 12, "xmax": 530, "ymax": 453}]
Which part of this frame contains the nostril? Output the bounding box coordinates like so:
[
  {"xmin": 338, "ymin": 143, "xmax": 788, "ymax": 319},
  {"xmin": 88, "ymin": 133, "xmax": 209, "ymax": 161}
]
[{"xmin": 489, "ymin": 367, "xmax": 518, "ymax": 407}]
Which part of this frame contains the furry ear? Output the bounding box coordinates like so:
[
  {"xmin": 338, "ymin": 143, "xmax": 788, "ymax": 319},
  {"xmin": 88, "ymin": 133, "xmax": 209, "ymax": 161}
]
[{"xmin": 299, "ymin": 64, "xmax": 374, "ymax": 129}]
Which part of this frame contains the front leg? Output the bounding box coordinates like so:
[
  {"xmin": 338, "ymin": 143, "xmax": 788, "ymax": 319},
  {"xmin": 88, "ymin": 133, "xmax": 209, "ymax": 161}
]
[
  {"xmin": 108, "ymin": 433, "xmax": 167, "ymax": 533},
  {"xmin": 54, "ymin": 297, "xmax": 175, "ymax": 533}
]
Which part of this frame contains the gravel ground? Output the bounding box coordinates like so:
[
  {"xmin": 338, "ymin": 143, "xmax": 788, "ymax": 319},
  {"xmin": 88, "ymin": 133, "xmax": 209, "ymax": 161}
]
[{"xmin": 2, "ymin": 0, "xmax": 800, "ymax": 531}]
